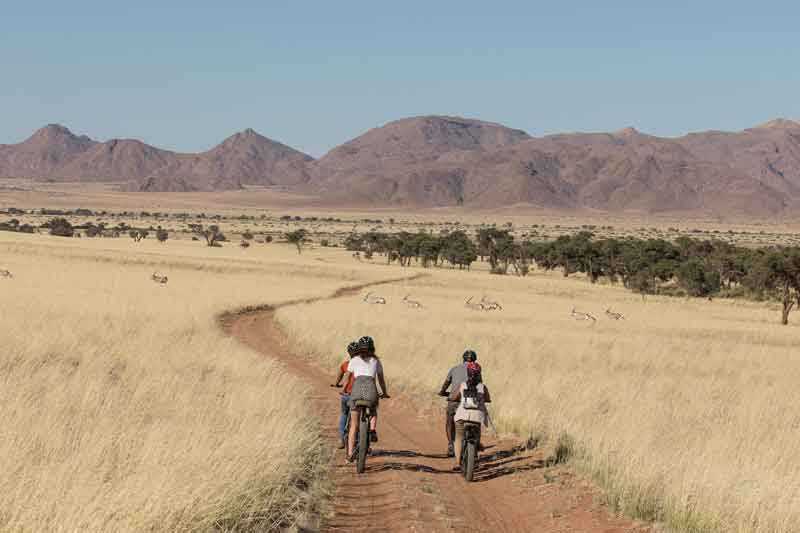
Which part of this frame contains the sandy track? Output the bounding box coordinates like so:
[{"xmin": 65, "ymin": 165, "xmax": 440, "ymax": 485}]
[{"xmin": 223, "ymin": 284, "xmax": 653, "ymax": 532}]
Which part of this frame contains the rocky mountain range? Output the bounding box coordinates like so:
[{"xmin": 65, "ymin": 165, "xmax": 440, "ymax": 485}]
[{"xmin": 2, "ymin": 116, "xmax": 800, "ymax": 216}]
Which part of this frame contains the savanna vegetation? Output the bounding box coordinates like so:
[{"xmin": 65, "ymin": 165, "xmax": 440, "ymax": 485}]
[
  {"xmin": 344, "ymin": 228, "xmax": 800, "ymax": 324},
  {"xmin": 0, "ymin": 231, "xmax": 396, "ymax": 531},
  {"xmin": 277, "ymin": 261, "xmax": 800, "ymax": 533},
  {"xmin": 3, "ymin": 199, "xmax": 800, "ymax": 532}
]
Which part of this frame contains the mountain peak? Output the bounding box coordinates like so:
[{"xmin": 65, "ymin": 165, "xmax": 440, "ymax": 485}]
[
  {"xmin": 34, "ymin": 124, "xmax": 77, "ymax": 139},
  {"xmin": 754, "ymin": 118, "xmax": 800, "ymax": 130},
  {"xmin": 22, "ymin": 124, "xmax": 96, "ymax": 149},
  {"xmin": 615, "ymin": 126, "xmax": 640, "ymax": 137}
]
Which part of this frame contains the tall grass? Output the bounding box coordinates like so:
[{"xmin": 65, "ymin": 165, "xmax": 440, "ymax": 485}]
[
  {"xmin": 276, "ymin": 265, "xmax": 800, "ymax": 532},
  {"xmin": 0, "ymin": 233, "xmax": 393, "ymax": 531}
]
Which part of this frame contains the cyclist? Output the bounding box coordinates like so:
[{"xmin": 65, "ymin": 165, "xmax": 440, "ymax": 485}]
[
  {"xmin": 438, "ymin": 349, "xmax": 478, "ymax": 457},
  {"xmin": 332, "ymin": 341, "xmax": 359, "ymax": 449},
  {"xmin": 448, "ymin": 362, "xmax": 491, "ymax": 470},
  {"xmin": 346, "ymin": 336, "xmax": 389, "ymax": 462}
]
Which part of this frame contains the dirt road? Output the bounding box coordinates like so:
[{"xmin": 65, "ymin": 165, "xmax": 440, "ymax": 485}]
[{"xmin": 223, "ymin": 287, "xmax": 653, "ymax": 532}]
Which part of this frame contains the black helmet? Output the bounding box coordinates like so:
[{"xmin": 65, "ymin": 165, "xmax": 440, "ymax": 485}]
[
  {"xmin": 357, "ymin": 336, "xmax": 375, "ymax": 354},
  {"xmin": 347, "ymin": 341, "xmax": 360, "ymax": 356},
  {"xmin": 462, "ymin": 349, "xmax": 477, "ymax": 363}
]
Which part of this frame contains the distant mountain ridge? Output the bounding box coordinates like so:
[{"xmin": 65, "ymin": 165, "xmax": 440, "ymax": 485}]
[
  {"xmin": 2, "ymin": 116, "xmax": 800, "ymax": 216},
  {"xmin": 0, "ymin": 124, "xmax": 313, "ymax": 192}
]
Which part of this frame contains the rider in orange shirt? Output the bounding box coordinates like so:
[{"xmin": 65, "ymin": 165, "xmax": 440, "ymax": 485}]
[{"xmin": 332, "ymin": 341, "xmax": 359, "ymax": 449}]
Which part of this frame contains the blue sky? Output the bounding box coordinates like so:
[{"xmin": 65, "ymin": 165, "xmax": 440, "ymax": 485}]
[{"xmin": 1, "ymin": 1, "xmax": 798, "ymax": 156}]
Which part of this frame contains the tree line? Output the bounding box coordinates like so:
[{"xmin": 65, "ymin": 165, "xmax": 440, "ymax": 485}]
[{"xmin": 345, "ymin": 228, "xmax": 800, "ymax": 325}]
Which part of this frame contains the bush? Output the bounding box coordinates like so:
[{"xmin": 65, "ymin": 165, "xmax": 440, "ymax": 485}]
[
  {"xmin": 265, "ymin": 235, "xmax": 273, "ymax": 243},
  {"xmin": 85, "ymin": 225, "xmax": 102, "ymax": 238},
  {"xmin": 320, "ymin": 239, "xmax": 329, "ymax": 247},
  {"xmin": 48, "ymin": 217, "xmax": 74, "ymax": 237}
]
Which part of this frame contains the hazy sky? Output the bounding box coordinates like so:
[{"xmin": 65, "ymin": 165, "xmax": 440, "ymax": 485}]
[{"xmin": 2, "ymin": 1, "xmax": 798, "ymax": 156}]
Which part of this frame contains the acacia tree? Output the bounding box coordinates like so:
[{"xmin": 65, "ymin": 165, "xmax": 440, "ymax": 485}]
[
  {"xmin": 47, "ymin": 217, "xmax": 74, "ymax": 237},
  {"xmin": 189, "ymin": 223, "xmax": 225, "ymax": 247},
  {"xmin": 746, "ymin": 248, "xmax": 800, "ymax": 325},
  {"xmin": 285, "ymin": 228, "xmax": 308, "ymax": 254}
]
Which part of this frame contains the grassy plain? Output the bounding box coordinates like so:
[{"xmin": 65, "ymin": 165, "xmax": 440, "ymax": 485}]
[
  {"xmin": 0, "ymin": 231, "xmax": 394, "ymax": 531},
  {"xmin": 276, "ymin": 255, "xmax": 800, "ymax": 533},
  {"xmin": 4, "ymin": 186, "xmax": 800, "ymax": 531}
]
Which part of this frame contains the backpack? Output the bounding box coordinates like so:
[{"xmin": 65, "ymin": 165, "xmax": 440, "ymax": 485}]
[{"xmin": 461, "ymin": 384, "xmax": 482, "ymax": 410}]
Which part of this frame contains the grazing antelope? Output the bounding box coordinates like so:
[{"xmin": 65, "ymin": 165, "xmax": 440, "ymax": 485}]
[
  {"xmin": 151, "ymin": 272, "xmax": 168, "ymax": 285},
  {"xmin": 0, "ymin": 269, "xmax": 13, "ymax": 279},
  {"xmin": 362, "ymin": 292, "xmax": 386, "ymax": 304},
  {"xmin": 570, "ymin": 307, "xmax": 596, "ymax": 322},
  {"xmin": 352, "ymin": 251, "xmax": 362, "ymax": 262},
  {"xmin": 465, "ymin": 296, "xmax": 486, "ymax": 311},
  {"xmin": 402, "ymin": 294, "xmax": 423, "ymax": 309},
  {"xmin": 605, "ymin": 308, "xmax": 624, "ymax": 320},
  {"xmin": 480, "ymin": 295, "xmax": 503, "ymax": 311}
]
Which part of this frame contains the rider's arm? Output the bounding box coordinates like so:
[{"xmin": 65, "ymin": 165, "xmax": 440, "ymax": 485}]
[
  {"xmin": 377, "ymin": 371, "xmax": 389, "ymax": 397},
  {"xmin": 333, "ymin": 364, "xmax": 345, "ymax": 386},
  {"xmin": 483, "ymin": 386, "xmax": 491, "ymax": 403},
  {"xmin": 448, "ymin": 386, "xmax": 461, "ymax": 403},
  {"xmin": 438, "ymin": 374, "xmax": 452, "ymax": 396}
]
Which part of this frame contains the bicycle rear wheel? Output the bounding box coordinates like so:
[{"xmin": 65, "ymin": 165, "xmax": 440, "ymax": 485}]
[
  {"xmin": 356, "ymin": 412, "xmax": 369, "ymax": 474},
  {"xmin": 464, "ymin": 442, "xmax": 476, "ymax": 482}
]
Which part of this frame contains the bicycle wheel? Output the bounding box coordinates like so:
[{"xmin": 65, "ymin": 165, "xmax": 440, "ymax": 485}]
[
  {"xmin": 356, "ymin": 413, "xmax": 369, "ymax": 474},
  {"xmin": 464, "ymin": 442, "xmax": 476, "ymax": 482}
]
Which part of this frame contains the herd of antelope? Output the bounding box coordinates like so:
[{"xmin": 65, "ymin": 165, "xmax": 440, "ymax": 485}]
[
  {"xmin": 464, "ymin": 296, "xmax": 503, "ymax": 312},
  {"xmin": 364, "ymin": 290, "xmax": 627, "ymax": 323},
  {"xmin": 570, "ymin": 307, "xmax": 625, "ymax": 323},
  {"xmin": 362, "ymin": 292, "xmax": 503, "ymax": 312}
]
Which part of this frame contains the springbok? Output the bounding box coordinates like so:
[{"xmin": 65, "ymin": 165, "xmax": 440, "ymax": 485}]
[
  {"xmin": 151, "ymin": 272, "xmax": 168, "ymax": 285},
  {"xmin": 605, "ymin": 308, "xmax": 624, "ymax": 320},
  {"xmin": 402, "ymin": 294, "xmax": 423, "ymax": 309},
  {"xmin": 570, "ymin": 307, "xmax": 596, "ymax": 322},
  {"xmin": 465, "ymin": 296, "xmax": 486, "ymax": 311},
  {"xmin": 480, "ymin": 296, "xmax": 503, "ymax": 311},
  {"xmin": 362, "ymin": 292, "xmax": 386, "ymax": 304},
  {"xmin": 0, "ymin": 269, "xmax": 13, "ymax": 279}
]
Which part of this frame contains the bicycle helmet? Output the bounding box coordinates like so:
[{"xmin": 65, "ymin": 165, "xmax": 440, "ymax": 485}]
[
  {"xmin": 357, "ymin": 335, "xmax": 375, "ymax": 354},
  {"xmin": 347, "ymin": 341, "xmax": 360, "ymax": 357},
  {"xmin": 462, "ymin": 349, "xmax": 478, "ymax": 363}
]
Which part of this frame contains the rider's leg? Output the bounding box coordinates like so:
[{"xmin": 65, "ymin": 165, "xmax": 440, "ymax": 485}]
[
  {"xmin": 453, "ymin": 420, "xmax": 465, "ymax": 468},
  {"xmin": 347, "ymin": 408, "xmax": 360, "ymax": 458},
  {"xmin": 446, "ymin": 403, "xmax": 456, "ymax": 443},
  {"xmin": 338, "ymin": 395, "xmax": 350, "ymax": 445},
  {"xmin": 446, "ymin": 402, "xmax": 456, "ymax": 455}
]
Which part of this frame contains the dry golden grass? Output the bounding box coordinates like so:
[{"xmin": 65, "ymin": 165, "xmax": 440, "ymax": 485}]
[
  {"xmin": 0, "ymin": 232, "xmax": 393, "ymax": 531},
  {"xmin": 276, "ymin": 257, "xmax": 800, "ymax": 532}
]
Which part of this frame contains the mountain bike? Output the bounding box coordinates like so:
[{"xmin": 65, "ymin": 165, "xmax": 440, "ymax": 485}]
[
  {"xmin": 347, "ymin": 395, "xmax": 389, "ymax": 474},
  {"xmin": 459, "ymin": 421, "xmax": 481, "ymax": 482}
]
